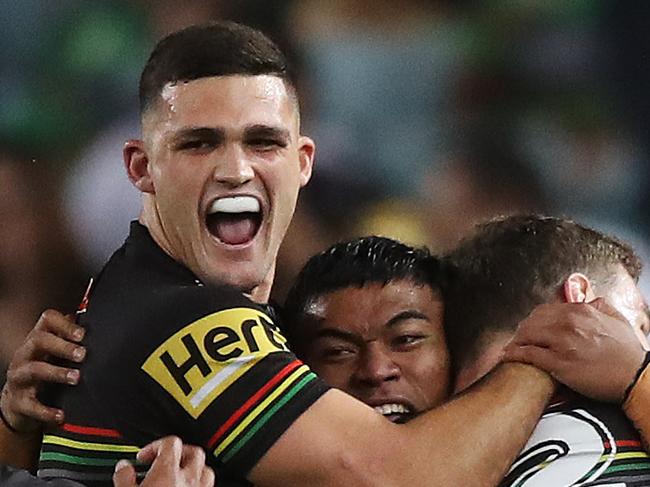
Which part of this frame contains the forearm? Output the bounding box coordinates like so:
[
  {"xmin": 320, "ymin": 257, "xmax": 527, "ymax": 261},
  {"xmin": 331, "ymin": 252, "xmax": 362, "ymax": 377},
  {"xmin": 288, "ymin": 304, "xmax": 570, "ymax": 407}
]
[
  {"xmin": 624, "ymin": 356, "xmax": 650, "ymax": 450},
  {"xmin": 0, "ymin": 420, "xmax": 41, "ymax": 471},
  {"xmin": 254, "ymin": 363, "xmax": 553, "ymax": 487},
  {"xmin": 397, "ymin": 363, "xmax": 553, "ymax": 486}
]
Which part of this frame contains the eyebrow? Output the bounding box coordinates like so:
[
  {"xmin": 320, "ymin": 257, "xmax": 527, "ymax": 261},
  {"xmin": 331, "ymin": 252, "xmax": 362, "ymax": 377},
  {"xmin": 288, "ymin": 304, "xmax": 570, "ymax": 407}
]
[
  {"xmin": 311, "ymin": 310, "xmax": 430, "ymax": 342},
  {"xmin": 172, "ymin": 127, "xmax": 224, "ymax": 143},
  {"xmin": 385, "ymin": 310, "xmax": 430, "ymax": 328},
  {"xmin": 244, "ymin": 124, "xmax": 291, "ymax": 142},
  {"xmin": 314, "ymin": 327, "xmax": 361, "ymax": 344}
]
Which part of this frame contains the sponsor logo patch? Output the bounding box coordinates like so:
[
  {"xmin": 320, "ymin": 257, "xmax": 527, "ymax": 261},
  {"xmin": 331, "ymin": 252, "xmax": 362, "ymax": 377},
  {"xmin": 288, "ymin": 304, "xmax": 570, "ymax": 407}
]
[{"xmin": 142, "ymin": 308, "xmax": 288, "ymax": 418}]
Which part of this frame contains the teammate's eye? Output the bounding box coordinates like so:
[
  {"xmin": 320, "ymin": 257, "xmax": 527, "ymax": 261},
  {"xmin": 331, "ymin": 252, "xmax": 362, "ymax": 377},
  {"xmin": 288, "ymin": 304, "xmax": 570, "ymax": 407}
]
[
  {"xmin": 320, "ymin": 346, "xmax": 355, "ymax": 362},
  {"xmin": 392, "ymin": 334, "xmax": 425, "ymax": 350}
]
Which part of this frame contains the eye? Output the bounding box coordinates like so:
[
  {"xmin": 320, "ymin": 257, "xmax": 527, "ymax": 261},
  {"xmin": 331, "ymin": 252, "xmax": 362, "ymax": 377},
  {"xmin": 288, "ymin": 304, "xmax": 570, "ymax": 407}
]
[
  {"xmin": 249, "ymin": 138, "xmax": 287, "ymax": 151},
  {"xmin": 177, "ymin": 139, "xmax": 214, "ymax": 152},
  {"xmin": 319, "ymin": 346, "xmax": 356, "ymax": 362},
  {"xmin": 392, "ymin": 334, "xmax": 426, "ymax": 350}
]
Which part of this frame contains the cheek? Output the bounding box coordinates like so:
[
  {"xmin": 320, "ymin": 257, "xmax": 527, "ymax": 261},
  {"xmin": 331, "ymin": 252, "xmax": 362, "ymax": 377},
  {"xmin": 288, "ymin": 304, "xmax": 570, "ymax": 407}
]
[
  {"xmin": 403, "ymin": 350, "xmax": 451, "ymax": 399},
  {"xmin": 311, "ymin": 362, "xmax": 354, "ymax": 389}
]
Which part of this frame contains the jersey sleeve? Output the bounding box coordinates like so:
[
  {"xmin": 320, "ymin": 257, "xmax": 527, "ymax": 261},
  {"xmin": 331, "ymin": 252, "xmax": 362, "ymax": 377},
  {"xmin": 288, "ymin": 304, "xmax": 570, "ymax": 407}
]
[{"xmin": 135, "ymin": 285, "xmax": 330, "ymax": 479}]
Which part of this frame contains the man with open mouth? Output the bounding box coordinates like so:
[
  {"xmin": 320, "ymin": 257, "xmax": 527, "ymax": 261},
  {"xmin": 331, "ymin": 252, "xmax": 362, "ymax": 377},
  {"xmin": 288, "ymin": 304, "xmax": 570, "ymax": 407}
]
[{"xmin": 1, "ymin": 21, "xmax": 649, "ymax": 487}]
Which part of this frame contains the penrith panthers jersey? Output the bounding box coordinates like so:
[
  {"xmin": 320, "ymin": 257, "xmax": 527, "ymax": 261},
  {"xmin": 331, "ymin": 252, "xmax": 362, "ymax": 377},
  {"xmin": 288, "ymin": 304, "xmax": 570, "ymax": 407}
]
[{"xmin": 37, "ymin": 222, "xmax": 329, "ymax": 487}]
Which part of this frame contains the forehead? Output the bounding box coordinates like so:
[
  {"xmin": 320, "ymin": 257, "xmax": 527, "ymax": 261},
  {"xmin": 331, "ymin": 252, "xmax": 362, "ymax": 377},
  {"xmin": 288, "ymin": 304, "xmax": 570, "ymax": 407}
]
[
  {"xmin": 145, "ymin": 74, "xmax": 297, "ymax": 132},
  {"xmin": 307, "ymin": 281, "xmax": 443, "ymax": 335}
]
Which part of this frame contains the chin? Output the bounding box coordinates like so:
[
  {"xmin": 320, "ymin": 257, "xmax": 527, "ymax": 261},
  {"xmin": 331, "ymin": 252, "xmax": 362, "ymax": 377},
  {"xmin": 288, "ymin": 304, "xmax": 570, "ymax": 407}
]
[{"xmin": 205, "ymin": 265, "xmax": 264, "ymax": 292}]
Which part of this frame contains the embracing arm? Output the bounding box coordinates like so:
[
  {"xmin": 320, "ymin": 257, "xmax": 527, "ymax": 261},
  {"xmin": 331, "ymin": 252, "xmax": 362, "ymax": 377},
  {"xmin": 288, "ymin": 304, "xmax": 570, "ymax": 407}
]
[
  {"xmin": 0, "ymin": 310, "xmax": 85, "ymax": 469},
  {"xmin": 251, "ymin": 363, "xmax": 553, "ymax": 487}
]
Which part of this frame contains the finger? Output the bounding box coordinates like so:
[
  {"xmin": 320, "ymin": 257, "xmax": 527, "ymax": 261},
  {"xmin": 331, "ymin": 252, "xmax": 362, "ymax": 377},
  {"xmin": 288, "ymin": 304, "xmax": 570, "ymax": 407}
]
[
  {"xmin": 200, "ymin": 466, "xmax": 216, "ymax": 487},
  {"xmin": 137, "ymin": 435, "xmax": 182, "ymax": 468},
  {"xmin": 37, "ymin": 309, "xmax": 85, "ymax": 342},
  {"xmin": 29, "ymin": 330, "xmax": 86, "ymax": 363},
  {"xmin": 502, "ymin": 344, "xmax": 563, "ymax": 376},
  {"xmin": 113, "ymin": 459, "xmax": 137, "ymax": 487},
  {"xmin": 8, "ymin": 361, "xmax": 80, "ymax": 386},
  {"xmin": 589, "ymin": 297, "xmax": 629, "ymax": 323},
  {"xmin": 180, "ymin": 444, "xmax": 206, "ymax": 472},
  {"xmin": 13, "ymin": 397, "xmax": 64, "ymax": 425}
]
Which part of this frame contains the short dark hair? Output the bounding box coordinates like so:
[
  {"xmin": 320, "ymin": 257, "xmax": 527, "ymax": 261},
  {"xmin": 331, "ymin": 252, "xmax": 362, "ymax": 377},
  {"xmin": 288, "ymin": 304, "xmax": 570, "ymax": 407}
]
[
  {"xmin": 442, "ymin": 214, "xmax": 642, "ymax": 372},
  {"xmin": 139, "ymin": 21, "xmax": 294, "ymax": 113},
  {"xmin": 283, "ymin": 236, "xmax": 441, "ymax": 347}
]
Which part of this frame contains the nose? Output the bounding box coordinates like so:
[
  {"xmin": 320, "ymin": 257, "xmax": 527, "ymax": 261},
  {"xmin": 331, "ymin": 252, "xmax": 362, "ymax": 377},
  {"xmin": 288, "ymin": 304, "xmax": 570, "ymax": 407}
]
[
  {"xmin": 213, "ymin": 144, "xmax": 254, "ymax": 187},
  {"xmin": 352, "ymin": 345, "xmax": 400, "ymax": 387}
]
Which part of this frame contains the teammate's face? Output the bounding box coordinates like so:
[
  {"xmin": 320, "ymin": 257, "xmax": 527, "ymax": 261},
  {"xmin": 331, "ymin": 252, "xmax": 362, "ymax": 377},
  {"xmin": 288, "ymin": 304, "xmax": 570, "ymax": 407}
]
[
  {"xmin": 598, "ymin": 265, "xmax": 650, "ymax": 348},
  {"xmin": 300, "ymin": 280, "xmax": 450, "ymax": 422},
  {"xmin": 128, "ymin": 75, "xmax": 314, "ymax": 295}
]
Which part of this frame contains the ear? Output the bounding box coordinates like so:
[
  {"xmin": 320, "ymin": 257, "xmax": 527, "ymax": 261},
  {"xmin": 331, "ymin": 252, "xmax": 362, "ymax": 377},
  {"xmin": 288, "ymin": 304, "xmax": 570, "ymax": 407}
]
[
  {"xmin": 297, "ymin": 136, "xmax": 315, "ymax": 187},
  {"xmin": 563, "ymin": 273, "xmax": 595, "ymax": 303},
  {"xmin": 123, "ymin": 139, "xmax": 154, "ymax": 194}
]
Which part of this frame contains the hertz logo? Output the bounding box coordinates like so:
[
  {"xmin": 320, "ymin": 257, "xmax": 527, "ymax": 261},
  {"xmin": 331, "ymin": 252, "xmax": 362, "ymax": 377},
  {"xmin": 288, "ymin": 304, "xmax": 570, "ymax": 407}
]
[{"xmin": 142, "ymin": 308, "xmax": 288, "ymax": 418}]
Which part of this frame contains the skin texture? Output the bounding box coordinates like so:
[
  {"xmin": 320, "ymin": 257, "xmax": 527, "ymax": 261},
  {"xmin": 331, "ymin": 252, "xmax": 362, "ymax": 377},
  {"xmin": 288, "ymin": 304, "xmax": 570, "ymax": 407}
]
[
  {"xmin": 124, "ymin": 75, "xmax": 314, "ymax": 302},
  {"xmin": 503, "ymin": 299, "xmax": 646, "ymax": 403},
  {"xmin": 112, "ymin": 436, "xmax": 215, "ymax": 487},
  {"xmin": 596, "ymin": 265, "xmax": 650, "ymax": 348},
  {"xmin": 298, "ymin": 281, "xmax": 450, "ymax": 419}
]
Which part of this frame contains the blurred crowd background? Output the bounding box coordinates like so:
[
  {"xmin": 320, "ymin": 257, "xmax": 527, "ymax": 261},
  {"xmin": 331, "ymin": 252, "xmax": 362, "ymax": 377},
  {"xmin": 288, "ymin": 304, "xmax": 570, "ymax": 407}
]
[{"xmin": 1, "ymin": 0, "xmax": 650, "ymax": 378}]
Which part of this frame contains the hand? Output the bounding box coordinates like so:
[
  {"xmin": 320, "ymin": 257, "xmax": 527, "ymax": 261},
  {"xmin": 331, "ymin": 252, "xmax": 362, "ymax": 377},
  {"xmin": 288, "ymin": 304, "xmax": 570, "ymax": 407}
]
[
  {"xmin": 113, "ymin": 436, "xmax": 215, "ymax": 487},
  {"xmin": 0, "ymin": 309, "xmax": 85, "ymax": 432},
  {"xmin": 502, "ymin": 298, "xmax": 646, "ymax": 403}
]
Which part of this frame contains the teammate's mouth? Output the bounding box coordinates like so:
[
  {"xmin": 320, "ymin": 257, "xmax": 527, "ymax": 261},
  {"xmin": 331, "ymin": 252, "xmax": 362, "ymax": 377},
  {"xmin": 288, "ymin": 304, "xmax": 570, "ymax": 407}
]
[
  {"xmin": 373, "ymin": 403, "xmax": 414, "ymax": 424},
  {"xmin": 206, "ymin": 196, "xmax": 263, "ymax": 246}
]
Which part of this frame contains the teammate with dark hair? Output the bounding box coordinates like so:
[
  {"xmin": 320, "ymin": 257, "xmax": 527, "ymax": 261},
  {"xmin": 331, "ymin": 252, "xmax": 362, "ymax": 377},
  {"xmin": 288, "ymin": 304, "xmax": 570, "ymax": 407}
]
[
  {"xmin": 283, "ymin": 237, "xmax": 450, "ymax": 423},
  {"xmin": 444, "ymin": 215, "xmax": 650, "ymax": 485}
]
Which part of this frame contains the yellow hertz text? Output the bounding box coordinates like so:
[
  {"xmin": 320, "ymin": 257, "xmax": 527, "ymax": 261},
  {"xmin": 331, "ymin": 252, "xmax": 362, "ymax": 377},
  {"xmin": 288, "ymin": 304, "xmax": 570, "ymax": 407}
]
[{"xmin": 142, "ymin": 308, "xmax": 288, "ymax": 418}]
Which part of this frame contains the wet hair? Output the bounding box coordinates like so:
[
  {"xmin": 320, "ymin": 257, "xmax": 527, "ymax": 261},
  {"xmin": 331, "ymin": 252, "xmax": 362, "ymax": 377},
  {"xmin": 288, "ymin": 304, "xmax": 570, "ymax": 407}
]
[
  {"xmin": 139, "ymin": 21, "xmax": 295, "ymax": 114},
  {"xmin": 283, "ymin": 236, "xmax": 441, "ymax": 350},
  {"xmin": 442, "ymin": 214, "xmax": 642, "ymax": 373}
]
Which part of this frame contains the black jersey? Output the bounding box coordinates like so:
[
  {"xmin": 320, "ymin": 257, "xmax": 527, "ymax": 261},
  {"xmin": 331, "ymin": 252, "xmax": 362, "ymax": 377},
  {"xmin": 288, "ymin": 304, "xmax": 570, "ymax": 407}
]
[
  {"xmin": 500, "ymin": 393, "xmax": 650, "ymax": 486},
  {"xmin": 37, "ymin": 222, "xmax": 329, "ymax": 486}
]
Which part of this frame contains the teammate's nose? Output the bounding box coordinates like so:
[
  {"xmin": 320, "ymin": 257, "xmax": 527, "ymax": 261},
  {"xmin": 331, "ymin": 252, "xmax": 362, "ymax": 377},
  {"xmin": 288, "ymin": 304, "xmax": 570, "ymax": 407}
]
[{"xmin": 353, "ymin": 346, "xmax": 400, "ymax": 387}]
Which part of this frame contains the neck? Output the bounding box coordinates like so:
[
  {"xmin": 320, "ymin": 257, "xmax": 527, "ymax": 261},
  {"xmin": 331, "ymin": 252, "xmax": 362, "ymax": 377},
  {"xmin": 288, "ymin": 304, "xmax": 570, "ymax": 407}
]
[
  {"xmin": 454, "ymin": 331, "xmax": 513, "ymax": 394},
  {"xmin": 139, "ymin": 210, "xmax": 275, "ymax": 304},
  {"xmin": 248, "ymin": 261, "xmax": 275, "ymax": 304}
]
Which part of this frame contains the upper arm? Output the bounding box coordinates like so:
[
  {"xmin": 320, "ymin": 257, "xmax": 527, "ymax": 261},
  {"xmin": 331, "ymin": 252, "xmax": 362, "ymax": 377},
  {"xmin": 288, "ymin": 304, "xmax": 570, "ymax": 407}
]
[{"xmin": 136, "ymin": 297, "xmax": 330, "ymax": 478}]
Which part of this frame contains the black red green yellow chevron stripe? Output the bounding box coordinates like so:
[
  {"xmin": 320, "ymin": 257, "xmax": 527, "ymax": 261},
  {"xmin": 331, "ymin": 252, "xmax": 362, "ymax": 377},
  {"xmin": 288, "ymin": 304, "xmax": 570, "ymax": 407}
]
[{"xmin": 38, "ymin": 423, "xmax": 146, "ymax": 485}]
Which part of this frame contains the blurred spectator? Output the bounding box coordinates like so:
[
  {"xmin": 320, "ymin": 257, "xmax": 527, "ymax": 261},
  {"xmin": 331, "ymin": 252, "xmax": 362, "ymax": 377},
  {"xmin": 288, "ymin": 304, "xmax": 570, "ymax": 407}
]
[
  {"xmin": 0, "ymin": 146, "xmax": 88, "ymax": 378},
  {"xmin": 422, "ymin": 131, "xmax": 547, "ymax": 252},
  {"xmin": 289, "ymin": 0, "xmax": 470, "ymax": 196},
  {"xmin": 0, "ymin": 0, "xmax": 151, "ymax": 162}
]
